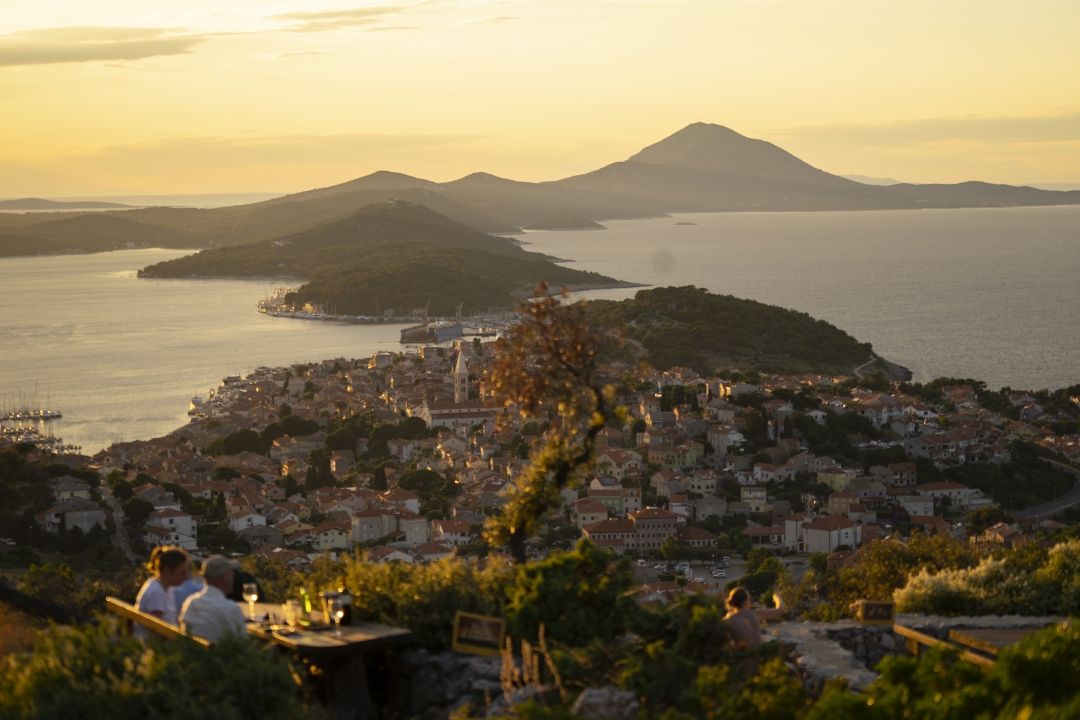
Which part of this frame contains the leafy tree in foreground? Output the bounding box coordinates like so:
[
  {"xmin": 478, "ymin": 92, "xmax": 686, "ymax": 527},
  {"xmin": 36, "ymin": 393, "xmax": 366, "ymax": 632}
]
[{"xmin": 485, "ymin": 286, "xmax": 618, "ymax": 563}]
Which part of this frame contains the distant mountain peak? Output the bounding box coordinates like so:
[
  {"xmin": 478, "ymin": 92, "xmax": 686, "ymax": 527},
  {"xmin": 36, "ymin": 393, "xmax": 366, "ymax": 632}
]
[
  {"xmin": 625, "ymin": 122, "xmax": 836, "ymax": 184},
  {"xmin": 451, "ymin": 171, "xmax": 512, "ymax": 184},
  {"xmin": 335, "ymin": 170, "xmax": 435, "ymax": 190}
]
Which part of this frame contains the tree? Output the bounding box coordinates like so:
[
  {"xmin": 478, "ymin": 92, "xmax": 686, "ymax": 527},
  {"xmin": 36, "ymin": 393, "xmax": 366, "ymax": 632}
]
[
  {"xmin": 661, "ymin": 536, "xmax": 682, "ymax": 561},
  {"xmin": 484, "ymin": 286, "xmax": 618, "ymax": 563},
  {"xmin": 222, "ymin": 429, "xmax": 265, "ymax": 455}
]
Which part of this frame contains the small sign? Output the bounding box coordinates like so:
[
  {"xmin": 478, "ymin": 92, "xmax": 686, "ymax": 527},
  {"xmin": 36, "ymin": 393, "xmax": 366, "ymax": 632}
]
[
  {"xmin": 452, "ymin": 611, "xmax": 505, "ymax": 657},
  {"xmin": 855, "ymin": 600, "xmax": 895, "ymax": 626}
]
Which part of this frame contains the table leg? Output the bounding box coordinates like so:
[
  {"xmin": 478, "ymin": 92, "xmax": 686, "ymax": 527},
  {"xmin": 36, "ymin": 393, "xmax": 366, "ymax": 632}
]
[{"xmin": 322, "ymin": 653, "xmax": 374, "ymax": 720}]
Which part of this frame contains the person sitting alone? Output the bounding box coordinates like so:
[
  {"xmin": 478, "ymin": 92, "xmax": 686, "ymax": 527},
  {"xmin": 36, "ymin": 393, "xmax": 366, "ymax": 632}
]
[
  {"xmin": 136, "ymin": 546, "xmax": 190, "ymax": 627},
  {"xmin": 178, "ymin": 555, "xmax": 248, "ymax": 643},
  {"xmin": 724, "ymin": 587, "xmax": 784, "ymax": 649}
]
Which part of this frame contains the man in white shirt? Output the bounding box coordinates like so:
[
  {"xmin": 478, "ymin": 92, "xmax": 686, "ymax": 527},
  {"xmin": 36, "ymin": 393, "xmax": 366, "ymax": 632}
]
[{"xmin": 179, "ymin": 555, "xmax": 248, "ymax": 643}]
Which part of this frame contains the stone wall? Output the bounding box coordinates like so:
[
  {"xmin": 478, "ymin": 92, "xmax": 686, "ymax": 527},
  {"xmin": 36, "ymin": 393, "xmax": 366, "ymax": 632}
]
[
  {"xmin": 393, "ymin": 648, "xmax": 503, "ymax": 720},
  {"xmin": 825, "ymin": 626, "xmax": 903, "ymax": 670}
]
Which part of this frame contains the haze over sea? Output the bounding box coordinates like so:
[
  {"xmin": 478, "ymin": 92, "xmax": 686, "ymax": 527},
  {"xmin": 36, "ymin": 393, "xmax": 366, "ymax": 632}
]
[{"xmin": 1, "ymin": 205, "xmax": 1078, "ymax": 454}]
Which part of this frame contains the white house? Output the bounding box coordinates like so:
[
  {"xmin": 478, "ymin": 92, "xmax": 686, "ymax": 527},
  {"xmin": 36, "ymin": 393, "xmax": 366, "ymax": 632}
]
[
  {"xmin": 229, "ymin": 510, "xmax": 267, "ymax": 533},
  {"xmin": 40, "ymin": 498, "xmax": 106, "ymax": 535},
  {"xmin": 916, "ymin": 481, "xmax": 978, "ymax": 509},
  {"xmin": 146, "ymin": 508, "xmax": 198, "ymax": 550},
  {"xmin": 803, "ymin": 515, "xmax": 861, "ymax": 553},
  {"xmin": 897, "ymin": 495, "xmax": 935, "ymax": 517}
]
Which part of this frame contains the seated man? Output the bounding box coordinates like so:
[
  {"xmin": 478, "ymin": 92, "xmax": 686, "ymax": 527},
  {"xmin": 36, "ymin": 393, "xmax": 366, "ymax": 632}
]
[{"xmin": 178, "ymin": 555, "xmax": 248, "ymax": 643}]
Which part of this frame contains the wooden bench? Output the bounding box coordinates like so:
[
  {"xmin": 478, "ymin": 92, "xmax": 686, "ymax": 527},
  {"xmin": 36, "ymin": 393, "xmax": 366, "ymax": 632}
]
[
  {"xmin": 892, "ymin": 623, "xmax": 995, "ymax": 670},
  {"xmin": 104, "ymin": 596, "xmax": 210, "ymax": 647}
]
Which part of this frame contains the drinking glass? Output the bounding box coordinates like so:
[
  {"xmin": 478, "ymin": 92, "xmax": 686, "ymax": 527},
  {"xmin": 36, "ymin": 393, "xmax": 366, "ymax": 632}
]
[
  {"xmin": 283, "ymin": 599, "xmax": 302, "ymax": 628},
  {"xmin": 330, "ymin": 598, "xmax": 345, "ymax": 637},
  {"xmin": 242, "ymin": 582, "xmax": 259, "ymax": 620}
]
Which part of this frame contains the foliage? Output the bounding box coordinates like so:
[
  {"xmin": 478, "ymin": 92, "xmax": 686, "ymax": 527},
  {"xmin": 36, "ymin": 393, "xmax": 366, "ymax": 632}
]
[
  {"xmin": 894, "ymin": 538, "xmax": 1080, "ymax": 616},
  {"xmin": 585, "ymin": 286, "xmax": 873, "ymax": 374},
  {"xmin": 505, "ymin": 540, "xmax": 637, "ymax": 648},
  {"xmin": 343, "ymin": 555, "xmax": 512, "ymax": 651},
  {"xmin": 485, "ymin": 289, "xmax": 617, "ymax": 562},
  {"xmin": 0, "ymin": 620, "xmax": 316, "ymax": 719},
  {"xmin": 221, "ymin": 428, "xmax": 266, "ymax": 456},
  {"xmin": 813, "ymin": 535, "xmax": 979, "ymax": 620},
  {"xmin": 806, "ymin": 621, "xmax": 1080, "ymax": 720},
  {"xmin": 916, "ymin": 443, "xmax": 1074, "ymax": 510}
]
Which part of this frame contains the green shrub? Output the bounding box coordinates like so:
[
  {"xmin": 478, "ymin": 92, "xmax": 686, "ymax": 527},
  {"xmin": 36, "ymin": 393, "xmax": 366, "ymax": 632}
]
[
  {"xmin": 505, "ymin": 541, "xmax": 637, "ymax": 647},
  {"xmin": 0, "ymin": 618, "xmax": 316, "ymax": 719},
  {"xmin": 894, "ymin": 539, "xmax": 1080, "ymax": 616},
  {"xmin": 806, "ymin": 621, "xmax": 1080, "ymax": 720},
  {"xmin": 344, "ymin": 556, "xmax": 511, "ymax": 651}
]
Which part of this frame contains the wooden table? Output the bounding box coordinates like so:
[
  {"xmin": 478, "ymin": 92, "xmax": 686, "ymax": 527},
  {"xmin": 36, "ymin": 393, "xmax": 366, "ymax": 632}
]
[
  {"xmin": 242, "ymin": 602, "xmax": 412, "ymax": 719},
  {"xmin": 948, "ymin": 627, "xmax": 1041, "ymax": 657}
]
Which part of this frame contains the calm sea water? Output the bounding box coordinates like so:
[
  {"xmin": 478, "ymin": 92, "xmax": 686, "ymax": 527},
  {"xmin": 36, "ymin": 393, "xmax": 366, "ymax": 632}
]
[
  {"xmin": 1, "ymin": 207, "xmax": 1077, "ymax": 454},
  {"xmin": 0, "ymin": 249, "xmax": 406, "ymax": 454},
  {"xmin": 527, "ymin": 206, "xmax": 1080, "ymax": 391}
]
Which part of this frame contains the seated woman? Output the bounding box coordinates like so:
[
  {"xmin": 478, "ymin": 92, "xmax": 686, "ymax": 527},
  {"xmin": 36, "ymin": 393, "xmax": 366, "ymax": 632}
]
[
  {"xmin": 724, "ymin": 587, "xmax": 784, "ymax": 648},
  {"xmin": 135, "ymin": 546, "xmax": 190, "ymax": 626}
]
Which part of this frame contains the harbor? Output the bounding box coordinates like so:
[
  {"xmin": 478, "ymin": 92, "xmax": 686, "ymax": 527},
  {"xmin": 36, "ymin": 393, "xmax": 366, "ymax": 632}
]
[{"xmin": 256, "ymin": 287, "xmax": 513, "ymax": 344}]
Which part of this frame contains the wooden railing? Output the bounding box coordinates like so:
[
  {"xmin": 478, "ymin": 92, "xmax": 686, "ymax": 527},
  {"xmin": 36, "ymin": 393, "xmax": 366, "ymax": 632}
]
[
  {"xmin": 892, "ymin": 623, "xmax": 995, "ymax": 670},
  {"xmin": 104, "ymin": 596, "xmax": 210, "ymax": 647}
]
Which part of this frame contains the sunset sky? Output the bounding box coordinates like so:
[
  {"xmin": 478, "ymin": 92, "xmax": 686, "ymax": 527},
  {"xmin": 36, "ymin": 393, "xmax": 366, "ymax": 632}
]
[{"xmin": 2, "ymin": 0, "xmax": 1079, "ymax": 196}]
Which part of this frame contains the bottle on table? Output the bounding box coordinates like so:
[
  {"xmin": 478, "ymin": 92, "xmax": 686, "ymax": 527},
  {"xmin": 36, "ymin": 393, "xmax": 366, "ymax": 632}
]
[
  {"xmin": 319, "ymin": 590, "xmax": 339, "ymax": 625},
  {"xmin": 336, "ymin": 582, "xmax": 353, "ymax": 626},
  {"xmin": 298, "ymin": 588, "xmax": 312, "ymax": 626}
]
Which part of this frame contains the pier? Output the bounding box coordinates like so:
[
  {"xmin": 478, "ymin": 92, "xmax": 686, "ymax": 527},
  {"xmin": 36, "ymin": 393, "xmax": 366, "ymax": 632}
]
[{"xmin": 0, "ymin": 409, "xmax": 62, "ymax": 422}]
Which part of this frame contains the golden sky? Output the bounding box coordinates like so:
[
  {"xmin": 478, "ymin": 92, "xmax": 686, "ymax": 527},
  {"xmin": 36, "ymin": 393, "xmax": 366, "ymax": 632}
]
[{"xmin": 2, "ymin": 0, "xmax": 1079, "ymax": 196}]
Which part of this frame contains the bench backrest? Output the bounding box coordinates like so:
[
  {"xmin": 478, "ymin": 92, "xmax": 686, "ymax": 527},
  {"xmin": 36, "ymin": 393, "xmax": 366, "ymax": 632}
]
[
  {"xmin": 105, "ymin": 596, "xmax": 210, "ymax": 647},
  {"xmin": 893, "ymin": 623, "xmax": 995, "ymax": 670}
]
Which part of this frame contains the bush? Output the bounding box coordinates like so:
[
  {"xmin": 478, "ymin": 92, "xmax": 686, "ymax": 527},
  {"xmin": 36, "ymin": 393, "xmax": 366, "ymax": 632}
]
[
  {"xmin": 344, "ymin": 556, "xmax": 511, "ymax": 651},
  {"xmin": 806, "ymin": 620, "xmax": 1080, "ymax": 719},
  {"xmin": 0, "ymin": 619, "xmax": 316, "ymax": 719},
  {"xmin": 894, "ymin": 538, "xmax": 1080, "ymax": 616}
]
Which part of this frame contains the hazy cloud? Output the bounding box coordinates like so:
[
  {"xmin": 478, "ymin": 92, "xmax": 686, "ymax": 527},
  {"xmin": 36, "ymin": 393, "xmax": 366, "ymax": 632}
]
[
  {"xmin": 775, "ymin": 112, "xmax": 1080, "ymax": 147},
  {"xmin": 273, "ymin": 5, "xmax": 422, "ymax": 32},
  {"xmin": 0, "ymin": 27, "xmax": 205, "ymax": 67},
  {"xmin": 467, "ymin": 16, "xmax": 521, "ymax": 25},
  {"xmin": 72, "ymin": 132, "xmax": 489, "ymax": 165}
]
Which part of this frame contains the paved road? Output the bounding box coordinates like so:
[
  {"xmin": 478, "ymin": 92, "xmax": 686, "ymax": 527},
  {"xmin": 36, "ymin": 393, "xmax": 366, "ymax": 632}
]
[
  {"xmin": 1014, "ymin": 459, "xmax": 1080, "ymax": 520},
  {"xmin": 853, "ymin": 356, "xmax": 878, "ymax": 379},
  {"xmin": 99, "ymin": 486, "xmax": 138, "ymax": 563}
]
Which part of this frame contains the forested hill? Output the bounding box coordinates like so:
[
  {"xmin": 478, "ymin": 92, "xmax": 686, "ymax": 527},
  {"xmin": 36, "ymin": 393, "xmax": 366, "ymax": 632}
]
[
  {"xmin": 585, "ymin": 286, "xmax": 879, "ymax": 374},
  {"xmin": 139, "ymin": 201, "xmax": 629, "ymax": 316}
]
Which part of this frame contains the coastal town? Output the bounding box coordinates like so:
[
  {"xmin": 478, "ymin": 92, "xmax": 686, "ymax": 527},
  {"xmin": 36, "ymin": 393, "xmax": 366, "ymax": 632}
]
[{"xmin": 6, "ymin": 338, "xmax": 1078, "ymax": 594}]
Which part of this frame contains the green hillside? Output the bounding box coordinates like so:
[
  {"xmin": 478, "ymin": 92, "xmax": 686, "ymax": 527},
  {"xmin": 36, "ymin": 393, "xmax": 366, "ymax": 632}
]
[
  {"xmin": 586, "ymin": 285, "xmax": 876, "ymax": 374},
  {"xmin": 139, "ymin": 201, "xmax": 627, "ymax": 315}
]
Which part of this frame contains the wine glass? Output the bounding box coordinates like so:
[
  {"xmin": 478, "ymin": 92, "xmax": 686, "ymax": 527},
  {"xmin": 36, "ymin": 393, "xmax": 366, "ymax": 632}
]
[
  {"xmin": 243, "ymin": 582, "xmax": 259, "ymax": 621},
  {"xmin": 330, "ymin": 598, "xmax": 345, "ymax": 637}
]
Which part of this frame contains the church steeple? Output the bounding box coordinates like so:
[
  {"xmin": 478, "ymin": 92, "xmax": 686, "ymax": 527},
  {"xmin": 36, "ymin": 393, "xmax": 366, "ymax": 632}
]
[{"xmin": 453, "ymin": 350, "xmax": 469, "ymax": 403}]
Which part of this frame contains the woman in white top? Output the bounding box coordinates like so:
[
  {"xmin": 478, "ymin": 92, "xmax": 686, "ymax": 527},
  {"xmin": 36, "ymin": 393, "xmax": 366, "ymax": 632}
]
[{"xmin": 135, "ymin": 546, "xmax": 190, "ymax": 626}]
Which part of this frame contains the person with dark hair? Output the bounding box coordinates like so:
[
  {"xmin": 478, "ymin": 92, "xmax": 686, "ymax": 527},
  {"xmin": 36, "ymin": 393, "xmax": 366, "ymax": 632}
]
[
  {"xmin": 724, "ymin": 587, "xmax": 784, "ymax": 648},
  {"xmin": 136, "ymin": 545, "xmax": 190, "ymax": 626}
]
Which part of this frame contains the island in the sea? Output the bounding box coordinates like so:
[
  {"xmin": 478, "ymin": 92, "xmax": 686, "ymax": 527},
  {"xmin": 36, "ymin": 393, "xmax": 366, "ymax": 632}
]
[{"xmin": 138, "ymin": 201, "xmax": 636, "ymax": 317}]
